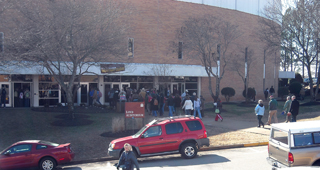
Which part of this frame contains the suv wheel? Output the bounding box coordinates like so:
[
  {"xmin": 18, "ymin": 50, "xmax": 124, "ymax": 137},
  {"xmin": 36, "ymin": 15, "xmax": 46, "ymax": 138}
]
[{"xmin": 181, "ymin": 143, "xmax": 197, "ymax": 159}]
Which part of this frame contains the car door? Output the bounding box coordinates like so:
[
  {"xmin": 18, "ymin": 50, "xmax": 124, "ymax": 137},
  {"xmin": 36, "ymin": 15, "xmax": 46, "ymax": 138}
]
[
  {"xmin": 137, "ymin": 125, "xmax": 165, "ymax": 154},
  {"xmin": 0, "ymin": 144, "xmax": 33, "ymax": 169},
  {"xmin": 163, "ymin": 122, "xmax": 187, "ymax": 151}
]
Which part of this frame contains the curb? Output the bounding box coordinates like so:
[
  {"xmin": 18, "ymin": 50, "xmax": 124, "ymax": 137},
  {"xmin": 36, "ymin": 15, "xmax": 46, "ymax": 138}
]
[{"xmin": 65, "ymin": 142, "xmax": 269, "ymax": 166}]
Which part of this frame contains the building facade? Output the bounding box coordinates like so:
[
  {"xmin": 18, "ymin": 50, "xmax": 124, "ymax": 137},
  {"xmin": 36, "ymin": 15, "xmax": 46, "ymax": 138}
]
[{"xmin": 0, "ymin": 0, "xmax": 279, "ymax": 107}]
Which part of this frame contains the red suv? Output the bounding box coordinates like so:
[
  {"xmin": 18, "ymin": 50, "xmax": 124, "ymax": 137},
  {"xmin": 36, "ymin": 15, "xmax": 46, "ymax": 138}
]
[{"xmin": 108, "ymin": 115, "xmax": 209, "ymax": 159}]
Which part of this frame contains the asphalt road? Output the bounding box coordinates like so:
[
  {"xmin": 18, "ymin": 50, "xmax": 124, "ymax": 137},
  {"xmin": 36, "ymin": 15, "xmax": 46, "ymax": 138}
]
[{"xmin": 60, "ymin": 146, "xmax": 272, "ymax": 170}]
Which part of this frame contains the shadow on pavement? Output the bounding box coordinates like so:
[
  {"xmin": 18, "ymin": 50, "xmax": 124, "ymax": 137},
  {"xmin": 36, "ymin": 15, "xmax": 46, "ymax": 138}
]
[{"xmin": 138, "ymin": 154, "xmax": 230, "ymax": 168}]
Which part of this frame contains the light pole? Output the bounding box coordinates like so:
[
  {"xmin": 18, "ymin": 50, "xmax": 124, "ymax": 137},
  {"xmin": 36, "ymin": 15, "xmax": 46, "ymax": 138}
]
[{"xmin": 263, "ymin": 49, "xmax": 266, "ymax": 92}]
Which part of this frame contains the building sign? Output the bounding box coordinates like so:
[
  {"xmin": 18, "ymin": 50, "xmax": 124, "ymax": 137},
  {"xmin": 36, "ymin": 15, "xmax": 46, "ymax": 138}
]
[
  {"xmin": 100, "ymin": 64, "xmax": 125, "ymax": 74},
  {"xmin": 125, "ymin": 102, "xmax": 145, "ymax": 118}
]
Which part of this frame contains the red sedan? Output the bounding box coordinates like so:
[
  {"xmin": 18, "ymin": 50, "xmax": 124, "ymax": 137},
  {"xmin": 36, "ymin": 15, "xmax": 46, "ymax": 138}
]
[{"xmin": 0, "ymin": 140, "xmax": 75, "ymax": 170}]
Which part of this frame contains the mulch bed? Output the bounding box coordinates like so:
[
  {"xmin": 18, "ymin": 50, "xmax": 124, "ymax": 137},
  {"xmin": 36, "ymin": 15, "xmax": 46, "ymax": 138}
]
[
  {"xmin": 51, "ymin": 117, "xmax": 94, "ymax": 127},
  {"xmin": 32, "ymin": 106, "xmax": 110, "ymax": 113}
]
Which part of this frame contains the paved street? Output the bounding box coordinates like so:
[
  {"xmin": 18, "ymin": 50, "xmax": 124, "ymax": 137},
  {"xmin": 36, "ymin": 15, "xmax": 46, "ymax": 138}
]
[{"xmin": 60, "ymin": 146, "xmax": 271, "ymax": 170}]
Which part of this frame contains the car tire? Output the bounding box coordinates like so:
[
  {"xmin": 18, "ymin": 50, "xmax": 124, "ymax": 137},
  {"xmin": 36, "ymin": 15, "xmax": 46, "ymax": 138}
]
[
  {"xmin": 39, "ymin": 157, "xmax": 56, "ymax": 170},
  {"xmin": 180, "ymin": 143, "xmax": 197, "ymax": 159}
]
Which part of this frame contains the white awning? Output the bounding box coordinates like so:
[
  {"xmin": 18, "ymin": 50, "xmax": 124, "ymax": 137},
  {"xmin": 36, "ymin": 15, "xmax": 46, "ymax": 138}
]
[{"xmin": 0, "ymin": 62, "xmax": 216, "ymax": 77}]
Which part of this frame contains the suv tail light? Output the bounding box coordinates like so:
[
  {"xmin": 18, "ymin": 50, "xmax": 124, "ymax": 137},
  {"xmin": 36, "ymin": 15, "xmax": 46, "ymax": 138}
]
[
  {"xmin": 288, "ymin": 152, "xmax": 294, "ymax": 164},
  {"xmin": 204, "ymin": 130, "xmax": 207, "ymax": 138}
]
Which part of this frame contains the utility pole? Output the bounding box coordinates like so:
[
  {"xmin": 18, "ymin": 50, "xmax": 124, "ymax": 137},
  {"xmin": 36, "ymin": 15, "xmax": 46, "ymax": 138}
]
[
  {"xmin": 263, "ymin": 49, "xmax": 266, "ymax": 92},
  {"xmin": 245, "ymin": 47, "xmax": 248, "ymax": 101}
]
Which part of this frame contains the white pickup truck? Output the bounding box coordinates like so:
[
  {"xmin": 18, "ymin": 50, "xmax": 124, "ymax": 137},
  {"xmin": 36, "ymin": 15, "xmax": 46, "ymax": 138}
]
[{"xmin": 267, "ymin": 120, "xmax": 320, "ymax": 169}]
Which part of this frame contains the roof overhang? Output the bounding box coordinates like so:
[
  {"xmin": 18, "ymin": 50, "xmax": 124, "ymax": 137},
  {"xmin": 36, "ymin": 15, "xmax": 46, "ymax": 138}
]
[{"xmin": 0, "ymin": 62, "xmax": 215, "ymax": 77}]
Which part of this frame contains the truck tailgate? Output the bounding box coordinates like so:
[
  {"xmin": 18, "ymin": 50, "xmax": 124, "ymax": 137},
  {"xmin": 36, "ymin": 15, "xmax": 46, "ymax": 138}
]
[{"xmin": 269, "ymin": 140, "xmax": 290, "ymax": 166}]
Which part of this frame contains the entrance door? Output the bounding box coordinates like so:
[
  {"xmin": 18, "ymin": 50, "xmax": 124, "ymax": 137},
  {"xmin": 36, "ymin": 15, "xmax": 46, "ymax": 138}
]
[
  {"xmin": 121, "ymin": 83, "xmax": 130, "ymax": 91},
  {"xmin": 112, "ymin": 83, "xmax": 120, "ymax": 90},
  {"xmin": 14, "ymin": 83, "xmax": 31, "ymax": 107},
  {"xmin": 0, "ymin": 83, "xmax": 11, "ymax": 107},
  {"xmin": 171, "ymin": 83, "xmax": 178, "ymax": 95},
  {"xmin": 104, "ymin": 84, "xmax": 111, "ymax": 105},
  {"xmin": 80, "ymin": 83, "xmax": 88, "ymax": 105}
]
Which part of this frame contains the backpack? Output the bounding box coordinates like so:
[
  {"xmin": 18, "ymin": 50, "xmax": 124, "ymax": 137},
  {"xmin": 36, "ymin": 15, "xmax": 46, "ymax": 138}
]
[
  {"xmin": 148, "ymin": 95, "xmax": 152, "ymax": 102},
  {"xmin": 120, "ymin": 94, "xmax": 126, "ymax": 101},
  {"xmin": 19, "ymin": 92, "xmax": 23, "ymax": 99},
  {"xmin": 154, "ymin": 99, "xmax": 158, "ymax": 105}
]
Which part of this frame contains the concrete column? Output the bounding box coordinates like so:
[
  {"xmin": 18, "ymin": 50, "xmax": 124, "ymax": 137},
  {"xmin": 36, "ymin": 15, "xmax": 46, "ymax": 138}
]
[
  {"xmin": 98, "ymin": 75, "xmax": 105, "ymax": 104},
  {"xmin": 33, "ymin": 75, "xmax": 39, "ymax": 107},
  {"xmin": 198, "ymin": 77, "xmax": 201, "ymax": 97}
]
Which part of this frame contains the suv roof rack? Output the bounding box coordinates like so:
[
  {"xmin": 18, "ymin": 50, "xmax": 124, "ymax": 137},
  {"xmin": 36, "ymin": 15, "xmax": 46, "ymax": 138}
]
[{"xmin": 154, "ymin": 115, "xmax": 193, "ymax": 123}]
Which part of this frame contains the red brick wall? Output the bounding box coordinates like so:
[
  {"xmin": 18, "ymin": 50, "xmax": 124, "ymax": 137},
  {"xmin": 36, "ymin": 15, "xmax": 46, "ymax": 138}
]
[{"xmin": 123, "ymin": 0, "xmax": 279, "ymax": 102}]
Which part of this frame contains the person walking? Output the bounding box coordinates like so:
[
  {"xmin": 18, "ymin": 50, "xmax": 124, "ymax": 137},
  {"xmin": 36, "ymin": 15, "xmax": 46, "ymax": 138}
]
[
  {"xmin": 269, "ymin": 86, "xmax": 275, "ymax": 95},
  {"xmin": 1, "ymin": 86, "xmax": 6, "ymax": 108},
  {"xmin": 116, "ymin": 143, "xmax": 140, "ymax": 170},
  {"xmin": 264, "ymin": 88, "xmax": 269, "ymax": 100},
  {"xmin": 266, "ymin": 95, "xmax": 278, "ymax": 125},
  {"xmin": 289, "ymin": 95, "xmax": 300, "ymax": 122},
  {"xmin": 193, "ymin": 96, "xmax": 202, "ymax": 119},
  {"xmin": 255, "ymin": 100, "xmax": 265, "ymax": 128},
  {"xmin": 182, "ymin": 96, "xmax": 193, "ymax": 115},
  {"xmin": 167, "ymin": 94, "xmax": 175, "ymax": 117},
  {"xmin": 24, "ymin": 88, "xmax": 31, "ymax": 107},
  {"xmin": 150, "ymin": 96, "xmax": 159, "ymax": 117},
  {"xmin": 283, "ymin": 96, "xmax": 292, "ymax": 123},
  {"xmin": 214, "ymin": 98, "xmax": 223, "ymax": 121},
  {"xmin": 174, "ymin": 94, "xmax": 182, "ymax": 115},
  {"xmin": 181, "ymin": 90, "xmax": 188, "ymax": 102}
]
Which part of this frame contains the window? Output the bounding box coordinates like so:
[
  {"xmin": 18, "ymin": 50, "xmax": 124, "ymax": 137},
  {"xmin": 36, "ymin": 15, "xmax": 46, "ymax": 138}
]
[
  {"xmin": 4, "ymin": 144, "xmax": 32, "ymax": 154},
  {"xmin": 144, "ymin": 126, "xmax": 162, "ymax": 138},
  {"xmin": 36, "ymin": 145, "xmax": 47, "ymax": 150},
  {"xmin": 128, "ymin": 38, "xmax": 134, "ymax": 57},
  {"xmin": 178, "ymin": 41, "xmax": 183, "ymax": 59},
  {"xmin": 185, "ymin": 120, "xmax": 202, "ymax": 131},
  {"xmin": 271, "ymin": 129, "xmax": 288, "ymax": 145},
  {"xmin": 314, "ymin": 132, "xmax": 320, "ymax": 144},
  {"xmin": 293, "ymin": 133, "xmax": 313, "ymax": 147},
  {"xmin": 165, "ymin": 122, "xmax": 183, "ymax": 135}
]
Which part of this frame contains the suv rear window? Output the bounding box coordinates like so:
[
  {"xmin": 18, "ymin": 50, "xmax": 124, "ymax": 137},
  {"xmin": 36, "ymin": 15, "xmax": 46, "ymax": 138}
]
[
  {"xmin": 185, "ymin": 120, "xmax": 202, "ymax": 131},
  {"xmin": 165, "ymin": 122, "xmax": 183, "ymax": 135}
]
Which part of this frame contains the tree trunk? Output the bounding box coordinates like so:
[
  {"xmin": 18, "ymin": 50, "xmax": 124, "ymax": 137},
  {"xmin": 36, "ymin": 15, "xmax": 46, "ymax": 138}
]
[
  {"xmin": 215, "ymin": 77, "xmax": 220, "ymax": 100},
  {"xmin": 208, "ymin": 76, "xmax": 217, "ymax": 102},
  {"xmin": 307, "ymin": 65, "xmax": 315, "ymax": 101},
  {"xmin": 66, "ymin": 91, "xmax": 75, "ymax": 120}
]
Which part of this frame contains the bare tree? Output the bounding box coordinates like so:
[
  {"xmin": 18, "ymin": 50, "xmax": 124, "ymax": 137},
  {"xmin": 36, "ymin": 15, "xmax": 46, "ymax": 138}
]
[
  {"xmin": 143, "ymin": 64, "xmax": 173, "ymax": 94},
  {"xmin": 259, "ymin": 0, "xmax": 320, "ymax": 101},
  {"xmin": 230, "ymin": 47, "xmax": 256, "ymax": 102},
  {"xmin": 172, "ymin": 15, "xmax": 241, "ymax": 101},
  {"xmin": 6, "ymin": 0, "xmax": 131, "ymax": 118}
]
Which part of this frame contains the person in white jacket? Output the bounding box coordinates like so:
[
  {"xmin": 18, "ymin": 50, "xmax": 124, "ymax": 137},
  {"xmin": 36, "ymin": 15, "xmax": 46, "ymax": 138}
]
[
  {"xmin": 255, "ymin": 100, "xmax": 265, "ymax": 128},
  {"xmin": 182, "ymin": 96, "xmax": 193, "ymax": 115}
]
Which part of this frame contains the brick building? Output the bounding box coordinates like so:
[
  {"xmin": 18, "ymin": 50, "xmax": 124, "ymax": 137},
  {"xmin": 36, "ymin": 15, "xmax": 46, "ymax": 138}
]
[{"xmin": 0, "ymin": 0, "xmax": 279, "ymax": 107}]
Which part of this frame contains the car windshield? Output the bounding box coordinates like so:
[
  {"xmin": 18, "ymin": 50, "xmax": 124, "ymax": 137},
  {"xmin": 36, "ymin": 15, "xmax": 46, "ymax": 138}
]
[
  {"xmin": 39, "ymin": 141, "xmax": 59, "ymax": 147},
  {"xmin": 132, "ymin": 125, "xmax": 148, "ymax": 138}
]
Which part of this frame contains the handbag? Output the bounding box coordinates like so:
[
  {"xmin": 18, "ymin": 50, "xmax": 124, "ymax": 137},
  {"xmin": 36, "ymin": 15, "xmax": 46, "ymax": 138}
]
[{"xmin": 215, "ymin": 108, "xmax": 220, "ymax": 113}]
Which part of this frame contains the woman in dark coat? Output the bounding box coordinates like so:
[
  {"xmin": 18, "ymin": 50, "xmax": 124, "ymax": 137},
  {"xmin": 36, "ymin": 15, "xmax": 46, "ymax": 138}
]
[
  {"xmin": 289, "ymin": 95, "xmax": 299, "ymax": 122},
  {"xmin": 117, "ymin": 143, "xmax": 139, "ymax": 170}
]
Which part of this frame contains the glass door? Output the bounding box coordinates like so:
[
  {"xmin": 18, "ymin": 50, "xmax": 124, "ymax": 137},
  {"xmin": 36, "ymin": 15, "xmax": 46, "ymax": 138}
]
[
  {"xmin": 112, "ymin": 83, "xmax": 120, "ymax": 90},
  {"xmin": 0, "ymin": 83, "xmax": 11, "ymax": 107},
  {"xmin": 171, "ymin": 83, "xmax": 178, "ymax": 96},
  {"xmin": 80, "ymin": 83, "xmax": 88, "ymax": 105},
  {"xmin": 121, "ymin": 83, "xmax": 130, "ymax": 91},
  {"xmin": 104, "ymin": 84, "xmax": 111, "ymax": 105}
]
